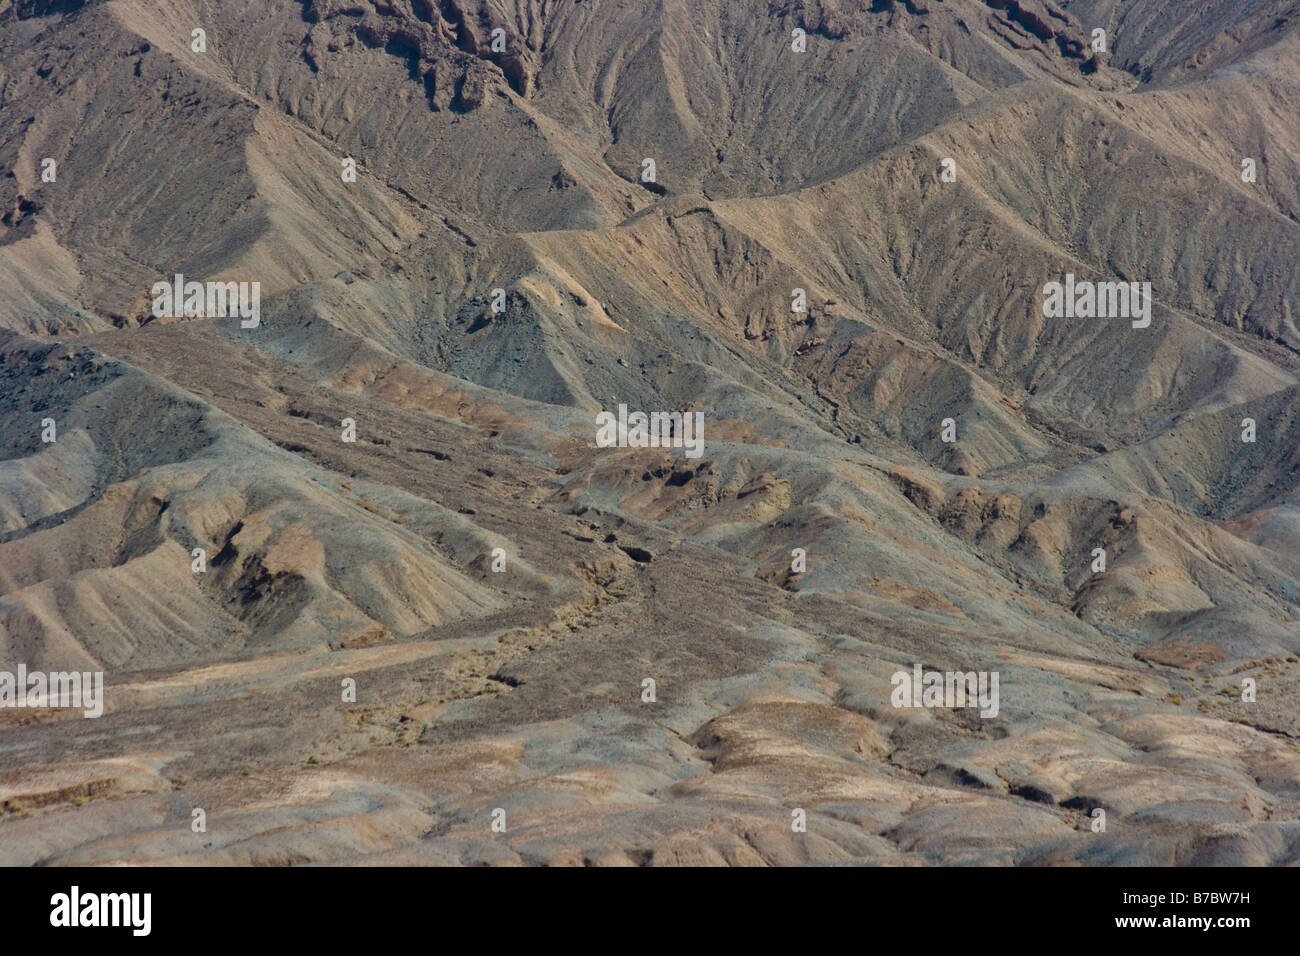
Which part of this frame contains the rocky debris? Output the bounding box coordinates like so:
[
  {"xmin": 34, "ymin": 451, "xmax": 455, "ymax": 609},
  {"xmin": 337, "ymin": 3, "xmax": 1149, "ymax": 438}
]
[{"xmin": 304, "ymin": 0, "xmax": 539, "ymax": 110}]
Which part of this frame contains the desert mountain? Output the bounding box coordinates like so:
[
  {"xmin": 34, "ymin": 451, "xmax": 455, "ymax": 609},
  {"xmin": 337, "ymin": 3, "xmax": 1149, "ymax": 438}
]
[{"xmin": 1, "ymin": 0, "xmax": 1299, "ymax": 865}]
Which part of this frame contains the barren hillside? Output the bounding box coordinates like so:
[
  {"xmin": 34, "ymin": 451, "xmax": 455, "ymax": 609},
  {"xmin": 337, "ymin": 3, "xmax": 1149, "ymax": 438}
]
[{"xmin": 1, "ymin": 0, "xmax": 1299, "ymax": 865}]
